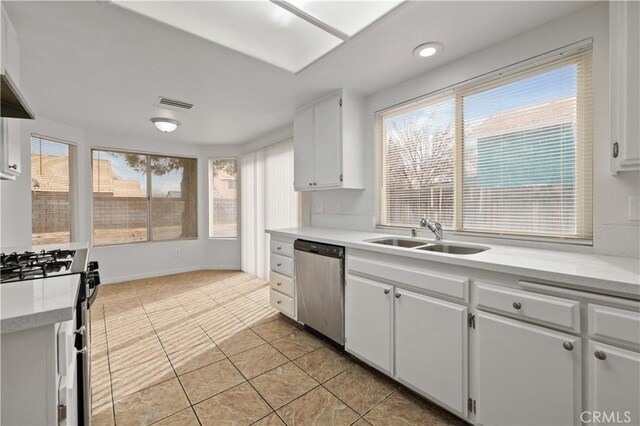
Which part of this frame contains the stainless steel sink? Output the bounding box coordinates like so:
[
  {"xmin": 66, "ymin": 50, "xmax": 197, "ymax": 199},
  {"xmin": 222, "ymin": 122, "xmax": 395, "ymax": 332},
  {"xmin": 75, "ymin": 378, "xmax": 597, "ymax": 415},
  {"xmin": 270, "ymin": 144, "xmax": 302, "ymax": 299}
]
[
  {"xmin": 416, "ymin": 244, "xmax": 488, "ymax": 255},
  {"xmin": 368, "ymin": 238, "xmax": 427, "ymax": 248}
]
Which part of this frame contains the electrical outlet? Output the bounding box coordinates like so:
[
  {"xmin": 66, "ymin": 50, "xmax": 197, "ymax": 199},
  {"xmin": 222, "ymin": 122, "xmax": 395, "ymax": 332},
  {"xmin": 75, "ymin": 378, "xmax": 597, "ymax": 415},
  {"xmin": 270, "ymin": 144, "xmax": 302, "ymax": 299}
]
[
  {"xmin": 315, "ymin": 201, "xmax": 324, "ymax": 213},
  {"xmin": 175, "ymin": 249, "xmax": 182, "ymax": 257}
]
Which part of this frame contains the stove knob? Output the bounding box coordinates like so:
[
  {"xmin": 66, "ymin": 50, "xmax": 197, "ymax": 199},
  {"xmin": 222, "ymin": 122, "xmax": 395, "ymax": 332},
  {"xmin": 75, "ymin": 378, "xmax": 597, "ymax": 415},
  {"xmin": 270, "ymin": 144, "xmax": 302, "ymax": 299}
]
[
  {"xmin": 88, "ymin": 261, "xmax": 99, "ymax": 271},
  {"xmin": 88, "ymin": 271, "xmax": 101, "ymax": 288}
]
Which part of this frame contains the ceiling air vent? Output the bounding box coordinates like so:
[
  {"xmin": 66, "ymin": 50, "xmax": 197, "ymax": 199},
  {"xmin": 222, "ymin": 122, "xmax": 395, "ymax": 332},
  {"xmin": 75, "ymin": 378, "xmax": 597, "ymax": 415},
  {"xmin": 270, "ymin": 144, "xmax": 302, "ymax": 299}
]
[{"xmin": 154, "ymin": 96, "xmax": 194, "ymax": 112}]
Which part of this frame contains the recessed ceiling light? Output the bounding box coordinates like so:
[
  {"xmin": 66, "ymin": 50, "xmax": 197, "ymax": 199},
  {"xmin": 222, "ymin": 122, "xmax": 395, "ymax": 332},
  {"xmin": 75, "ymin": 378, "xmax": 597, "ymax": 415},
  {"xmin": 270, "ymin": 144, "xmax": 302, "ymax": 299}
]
[
  {"xmin": 413, "ymin": 42, "xmax": 443, "ymax": 58},
  {"xmin": 151, "ymin": 117, "xmax": 180, "ymax": 133}
]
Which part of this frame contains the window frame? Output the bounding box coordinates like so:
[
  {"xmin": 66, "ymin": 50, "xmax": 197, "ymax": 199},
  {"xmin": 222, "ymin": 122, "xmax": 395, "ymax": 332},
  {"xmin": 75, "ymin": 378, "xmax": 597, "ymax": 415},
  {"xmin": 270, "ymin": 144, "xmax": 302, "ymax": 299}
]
[
  {"xmin": 375, "ymin": 39, "xmax": 593, "ymax": 245},
  {"xmin": 208, "ymin": 157, "xmax": 239, "ymax": 240},
  {"xmin": 30, "ymin": 133, "xmax": 78, "ymax": 245},
  {"xmin": 90, "ymin": 147, "xmax": 198, "ymax": 247}
]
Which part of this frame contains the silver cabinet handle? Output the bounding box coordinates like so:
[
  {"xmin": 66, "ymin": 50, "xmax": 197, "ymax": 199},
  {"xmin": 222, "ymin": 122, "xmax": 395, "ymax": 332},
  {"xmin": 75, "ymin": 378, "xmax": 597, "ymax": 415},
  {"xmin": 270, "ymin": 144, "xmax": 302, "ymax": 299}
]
[
  {"xmin": 277, "ymin": 300, "xmax": 282, "ymax": 304},
  {"xmin": 594, "ymin": 350, "xmax": 607, "ymax": 360},
  {"xmin": 512, "ymin": 302, "xmax": 522, "ymax": 310},
  {"xmin": 8, "ymin": 164, "xmax": 17, "ymax": 170},
  {"xmin": 383, "ymin": 289, "xmax": 390, "ymax": 294},
  {"xmin": 309, "ymin": 182, "xmax": 313, "ymax": 186},
  {"xmin": 313, "ymin": 182, "xmax": 317, "ymax": 186},
  {"xmin": 74, "ymin": 325, "xmax": 86, "ymax": 336},
  {"xmin": 76, "ymin": 347, "xmax": 88, "ymax": 356},
  {"xmin": 277, "ymin": 263, "xmax": 282, "ymax": 267},
  {"xmin": 276, "ymin": 282, "xmax": 281, "ymax": 286},
  {"xmin": 562, "ymin": 341, "xmax": 574, "ymax": 351},
  {"xmin": 276, "ymin": 246, "xmax": 282, "ymax": 250},
  {"xmin": 395, "ymin": 293, "xmax": 401, "ymax": 298}
]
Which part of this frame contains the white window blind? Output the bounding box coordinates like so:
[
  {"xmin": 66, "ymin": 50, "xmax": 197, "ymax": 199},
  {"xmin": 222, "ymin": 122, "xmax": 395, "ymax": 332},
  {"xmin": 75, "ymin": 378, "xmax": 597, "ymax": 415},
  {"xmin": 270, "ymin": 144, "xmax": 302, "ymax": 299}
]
[
  {"xmin": 377, "ymin": 46, "xmax": 593, "ymax": 241},
  {"xmin": 241, "ymin": 138, "xmax": 300, "ymax": 279},
  {"xmin": 378, "ymin": 96, "xmax": 456, "ymax": 229}
]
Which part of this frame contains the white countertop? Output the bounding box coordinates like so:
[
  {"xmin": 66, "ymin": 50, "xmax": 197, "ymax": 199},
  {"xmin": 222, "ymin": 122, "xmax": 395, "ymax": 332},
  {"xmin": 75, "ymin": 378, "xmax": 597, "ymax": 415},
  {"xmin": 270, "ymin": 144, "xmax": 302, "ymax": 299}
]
[
  {"xmin": 267, "ymin": 227, "xmax": 640, "ymax": 300},
  {"xmin": 1, "ymin": 274, "xmax": 81, "ymax": 334}
]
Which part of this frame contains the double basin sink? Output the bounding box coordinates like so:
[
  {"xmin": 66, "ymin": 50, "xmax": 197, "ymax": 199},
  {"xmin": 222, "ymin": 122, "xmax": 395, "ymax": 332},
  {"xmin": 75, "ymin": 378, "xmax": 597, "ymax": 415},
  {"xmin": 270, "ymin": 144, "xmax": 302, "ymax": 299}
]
[{"xmin": 367, "ymin": 238, "xmax": 488, "ymax": 255}]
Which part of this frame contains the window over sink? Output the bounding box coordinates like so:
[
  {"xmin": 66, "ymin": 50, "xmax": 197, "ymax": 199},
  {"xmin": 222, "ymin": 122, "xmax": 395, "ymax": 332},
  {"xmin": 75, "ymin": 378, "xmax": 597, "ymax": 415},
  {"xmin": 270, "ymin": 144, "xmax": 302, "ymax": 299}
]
[{"xmin": 377, "ymin": 44, "xmax": 593, "ymax": 241}]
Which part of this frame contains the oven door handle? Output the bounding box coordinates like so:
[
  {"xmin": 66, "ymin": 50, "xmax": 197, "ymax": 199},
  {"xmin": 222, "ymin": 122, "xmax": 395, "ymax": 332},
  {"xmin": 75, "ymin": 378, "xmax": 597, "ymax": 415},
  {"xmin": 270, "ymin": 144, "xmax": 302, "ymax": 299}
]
[{"xmin": 88, "ymin": 286, "xmax": 99, "ymax": 307}]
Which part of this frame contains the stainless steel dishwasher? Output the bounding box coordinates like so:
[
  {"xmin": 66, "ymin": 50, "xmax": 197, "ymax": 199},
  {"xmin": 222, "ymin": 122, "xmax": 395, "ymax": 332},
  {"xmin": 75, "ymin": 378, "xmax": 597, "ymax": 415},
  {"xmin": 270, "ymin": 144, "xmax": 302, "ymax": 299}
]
[{"xmin": 294, "ymin": 239, "xmax": 345, "ymax": 345}]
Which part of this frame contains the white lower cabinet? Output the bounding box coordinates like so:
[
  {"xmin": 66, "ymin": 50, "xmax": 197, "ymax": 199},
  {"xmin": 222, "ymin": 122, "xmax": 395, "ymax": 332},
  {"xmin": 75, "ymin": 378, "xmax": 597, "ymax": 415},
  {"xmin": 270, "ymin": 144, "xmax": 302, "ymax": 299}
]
[
  {"xmin": 269, "ymin": 237, "xmax": 296, "ymax": 320},
  {"xmin": 395, "ymin": 289, "xmax": 467, "ymax": 415},
  {"xmin": 476, "ymin": 312, "xmax": 581, "ymax": 426},
  {"xmin": 345, "ymin": 275, "xmax": 393, "ymax": 374},
  {"xmin": 587, "ymin": 341, "xmax": 640, "ymax": 426}
]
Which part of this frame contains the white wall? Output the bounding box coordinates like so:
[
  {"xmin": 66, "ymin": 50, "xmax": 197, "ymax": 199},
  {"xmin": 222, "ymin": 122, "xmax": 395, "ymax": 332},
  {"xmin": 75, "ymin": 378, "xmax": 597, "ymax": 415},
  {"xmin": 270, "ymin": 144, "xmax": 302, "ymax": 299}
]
[
  {"xmin": 0, "ymin": 117, "xmax": 243, "ymax": 283},
  {"xmin": 310, "ymin": 2, "xmax": 640, "ymax": 258}
]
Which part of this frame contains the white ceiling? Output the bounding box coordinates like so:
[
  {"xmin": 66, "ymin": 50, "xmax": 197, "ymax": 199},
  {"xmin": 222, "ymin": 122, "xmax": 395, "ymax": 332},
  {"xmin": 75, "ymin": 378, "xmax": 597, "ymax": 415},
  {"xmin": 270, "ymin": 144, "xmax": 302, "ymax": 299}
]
[
  {"xmin": 6, "ymin": 1, "xmax": 592, "ymax": 145},
  {"xmin": 111, "ymin": 1, "xmax": 404, "ymax": 72}
]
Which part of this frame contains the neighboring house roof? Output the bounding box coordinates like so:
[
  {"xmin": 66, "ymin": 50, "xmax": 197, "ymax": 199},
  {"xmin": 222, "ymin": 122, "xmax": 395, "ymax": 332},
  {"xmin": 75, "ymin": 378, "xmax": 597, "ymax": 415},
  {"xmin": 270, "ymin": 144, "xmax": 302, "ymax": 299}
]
[
  {"xmin": 31, "ymin": 154, "xmax": 69, "ymax": 192},
  {"xmin": 112, "ymin": 180, "xmax": 144, "ymax": 197},
  {"xmin": 468, "ymin": 97, "xmax": 576, "ymax": 140},
  {"xmin": 31, "ymin": 154, "xmax": 144, "ymax": 197},
  {"xmin": 92, "ymin": 158, "xmax": 115, "ymax": 194},
  {"xmin": 212, "ymin": 170, "xmax": 236, "ymax": 199}
]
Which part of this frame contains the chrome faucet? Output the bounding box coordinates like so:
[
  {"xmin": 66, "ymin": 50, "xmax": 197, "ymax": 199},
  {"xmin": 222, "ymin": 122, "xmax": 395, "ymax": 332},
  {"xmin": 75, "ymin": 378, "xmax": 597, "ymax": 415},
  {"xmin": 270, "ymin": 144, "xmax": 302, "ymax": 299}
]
[{"xmin": 419, "ymin": 217, "xmax": 443, "ymax": 240}]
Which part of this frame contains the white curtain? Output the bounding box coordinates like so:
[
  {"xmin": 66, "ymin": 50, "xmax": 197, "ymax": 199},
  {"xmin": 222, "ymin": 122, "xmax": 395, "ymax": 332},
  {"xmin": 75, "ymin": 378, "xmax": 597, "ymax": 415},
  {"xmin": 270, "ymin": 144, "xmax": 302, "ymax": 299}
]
[{"xmin": 241, "ymin": 138, "xmax": 299, "ymax": 279}]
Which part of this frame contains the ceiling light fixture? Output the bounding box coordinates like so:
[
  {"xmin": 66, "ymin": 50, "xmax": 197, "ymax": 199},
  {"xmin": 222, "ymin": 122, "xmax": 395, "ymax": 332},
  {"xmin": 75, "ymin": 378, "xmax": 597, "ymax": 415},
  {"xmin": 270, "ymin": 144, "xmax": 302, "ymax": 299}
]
[
  {"xmin": 413, "ymin": 42, "xmax": 443, "ymax": 58},
  {"xmin": 151, "ymin": 117, "xmax": 180, "ymax": 133}
]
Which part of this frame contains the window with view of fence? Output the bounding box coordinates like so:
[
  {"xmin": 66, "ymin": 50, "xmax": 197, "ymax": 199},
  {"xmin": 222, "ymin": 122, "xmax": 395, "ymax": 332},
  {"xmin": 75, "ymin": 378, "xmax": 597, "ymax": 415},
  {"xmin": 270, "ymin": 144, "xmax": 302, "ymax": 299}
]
[
  {"xmin": 31, "ymin": 136, "xmax": 76, "ymax": 245},
  {"xmin": 377, "ymin": 45, "xmax": 593, "ymax": 241},
  {"xmin": 209, "ymin": 158, "xmax": 238, "ymax": 238},
  {"xmin": 92, "ymin": 149, "xmax": 197, "ymax": 246}
]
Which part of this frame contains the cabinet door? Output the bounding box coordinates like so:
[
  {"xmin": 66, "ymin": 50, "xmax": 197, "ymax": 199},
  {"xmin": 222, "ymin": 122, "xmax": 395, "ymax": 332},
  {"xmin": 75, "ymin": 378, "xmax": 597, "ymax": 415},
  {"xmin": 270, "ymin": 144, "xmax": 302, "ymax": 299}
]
[
  {"xmin": 610, "ymin": 0, "xmax": 640, "ymax": 172},
  {"xmin": 395, "ymin": 289, "xmax": 467, "ymax": 415},
  {"xmin": 313, "ymin": 95, "xmax": 342, "ymax": 188},
  {"xmin": 293, "ymin": 107, "xmax": 315, "ymax": 190},
  {"xmin": 0, "ymin": 12, "xmax": 21, "ymax": 178},
  {"xmin": 345, "ymin": 275, "xmax": 393, "ymax": 374},
  {"xmin": 588, "ymin": 341, "xmax": 640, "ymax": 426},
  {"xmin": 476, "ymin": 312, "xmax": 581, "ymax": 426}
]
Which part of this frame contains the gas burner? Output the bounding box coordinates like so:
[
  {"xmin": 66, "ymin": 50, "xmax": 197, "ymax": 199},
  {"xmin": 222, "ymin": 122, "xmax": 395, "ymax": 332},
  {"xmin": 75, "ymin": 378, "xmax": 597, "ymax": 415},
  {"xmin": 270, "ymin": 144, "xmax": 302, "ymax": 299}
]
[{"xmin": 0, "ymin": 249, "xmax": 76, "ymax": 283}]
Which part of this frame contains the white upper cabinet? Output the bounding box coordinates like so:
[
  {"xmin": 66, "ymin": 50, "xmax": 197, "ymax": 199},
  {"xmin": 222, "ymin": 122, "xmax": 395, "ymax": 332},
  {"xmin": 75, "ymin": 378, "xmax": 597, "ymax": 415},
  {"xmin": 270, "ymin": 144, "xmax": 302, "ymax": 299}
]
[
  {"xmin": 293, "ymin": 107, "xmax": 315, "ymax": 190},
  {"xmin": 476, "ymin": 312, "xmax": 581, "ymax": 426},
  {"xmin": 1, "ymin": 6, "xmax": 22, "ymax": 180},
  {"xmin": 610, "ymin": 1, "xmax": 640, "ymax": 173},
  {"xmin": 293, "ymin": 89, "xmax": 364, "ymax": 191}
]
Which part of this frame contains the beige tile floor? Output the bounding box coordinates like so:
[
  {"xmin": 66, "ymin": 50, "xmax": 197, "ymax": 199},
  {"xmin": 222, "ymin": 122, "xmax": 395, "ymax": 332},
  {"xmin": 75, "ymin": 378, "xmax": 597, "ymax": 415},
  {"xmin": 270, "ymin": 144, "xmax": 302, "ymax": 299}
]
[{"xmin": 90, "ymin": 270, "xmax": 466, "ymax": 426}]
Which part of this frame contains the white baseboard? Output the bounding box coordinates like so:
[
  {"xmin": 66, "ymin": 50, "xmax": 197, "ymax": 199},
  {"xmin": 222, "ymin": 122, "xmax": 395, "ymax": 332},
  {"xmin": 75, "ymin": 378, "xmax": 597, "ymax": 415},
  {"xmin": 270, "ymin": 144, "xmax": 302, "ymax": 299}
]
[{"xmin": 101, "ymin": 264, "xmax": 243, "ymax": 285}]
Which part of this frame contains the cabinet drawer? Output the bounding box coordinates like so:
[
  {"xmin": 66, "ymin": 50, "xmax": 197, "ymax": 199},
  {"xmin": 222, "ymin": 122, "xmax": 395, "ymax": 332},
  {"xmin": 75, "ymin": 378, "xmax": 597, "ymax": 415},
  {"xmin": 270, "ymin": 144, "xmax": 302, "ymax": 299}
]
[
  {"xmin": 588, "ymin": 304, "xmax": 640, "ymax": 348},
  {"xmin": 270, "ymin": 289, "xmax": 295, "ymax": 318},
  {"xmin": 347, "ymin": 254, "xmax": 468, "ymax": 301},
  {"xmin": 271, "ymin": 253, "xmax": 294, "ymax": 277},
  {"xmin": 270, "ymin": 240, "xmax": 293, "ymax": 257},
  {"xmin": 269, "ymin": 271, "xmax": 294, "ymax": 298},
  {"xmin": 476, "ymin": 282, "xmax": 580, "ymax": 332}
]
